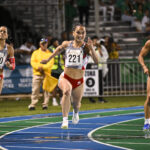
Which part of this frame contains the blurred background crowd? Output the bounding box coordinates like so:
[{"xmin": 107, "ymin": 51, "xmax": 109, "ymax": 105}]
[
  {"xmin": 0, "ymin": 0, "xmax": 150, "ymax": 65},
  {"xmin": 1, "ymin": 0, "xmax": 150, "ymax": 105}
]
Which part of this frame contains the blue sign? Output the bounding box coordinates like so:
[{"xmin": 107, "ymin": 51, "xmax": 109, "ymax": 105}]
[{"xmin": 2, "ymin": 65, "xmax": 33, "ymax": 94}]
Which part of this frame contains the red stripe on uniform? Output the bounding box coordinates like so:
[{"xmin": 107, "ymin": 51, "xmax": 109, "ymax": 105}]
[
  {"xmin": 83, "ymin": 54, "xmax": 86, "ymax": 58},
  {"xmin": 0, "ymin": 74, "xmax": 3, "ymax": 80}
]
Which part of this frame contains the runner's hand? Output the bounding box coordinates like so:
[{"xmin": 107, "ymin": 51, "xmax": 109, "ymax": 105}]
[
  {"xmin": 37, "ymin": 66, "xmax": 44, "ymax": 74},
  {"xmin": 40, "ymin": 59, "xmax": 48, "ymax": 64},
  {"xmin": 87, "ymin": 37, "xmax": 94, "ymax": 50},
  {"xmin": 143, "ymin": 66, "xmax": 149, "ymax": 76},
  {"xmin": 5, "ymin": 61, "xmax": 11, "ymax": 69}
]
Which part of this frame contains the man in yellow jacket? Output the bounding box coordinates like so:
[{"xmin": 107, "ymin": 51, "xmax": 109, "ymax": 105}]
[{"xmin": 28, "ymin": 38, "xmax": 58, "ymax": 110}]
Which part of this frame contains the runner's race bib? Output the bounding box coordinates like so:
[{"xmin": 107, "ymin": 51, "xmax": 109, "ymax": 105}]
[
  {"xmin": 66, "ymin": 49, "xmax": 83, "ymax": 67},
  {"xmin": 0, "ymin": 52, "xmax": 6, "ymax": 69}
]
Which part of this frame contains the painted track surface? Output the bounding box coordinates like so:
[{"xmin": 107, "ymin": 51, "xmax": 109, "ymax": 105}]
[{"xmin": 0, "ymin": 106, "xmax": 144, "ymax": 150}]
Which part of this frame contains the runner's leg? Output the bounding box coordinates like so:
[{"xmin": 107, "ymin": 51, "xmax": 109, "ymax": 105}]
[
  {"xmin": 58, "ymin": 75, "xmax": 72, "ymax": 128},
  {"xmin": 71, "ymin": 83, "xmax": 84, "ymax": 124}
]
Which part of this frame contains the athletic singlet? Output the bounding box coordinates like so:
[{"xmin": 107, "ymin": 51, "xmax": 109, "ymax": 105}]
[
  {"xmin": 0, "ymin": 45, "xmax": 8, "ymax": 69},
  {"xmin": 65, "ymin": 41, "xmax": 89, "ymax": 70}
]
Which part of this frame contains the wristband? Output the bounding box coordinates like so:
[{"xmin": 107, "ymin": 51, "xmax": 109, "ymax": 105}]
[{"xmin": 9, "ymin": 57, "xmax": 15, "ymax": 70}]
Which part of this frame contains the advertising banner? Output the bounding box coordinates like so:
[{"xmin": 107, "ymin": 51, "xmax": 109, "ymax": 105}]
[
  {"xmin": 2, "ymin": 65, "xmax": 32, "ymax": 94},
  {"xmin": 2, "ymin": 65, "xmax": 99, "ymax": 97}
]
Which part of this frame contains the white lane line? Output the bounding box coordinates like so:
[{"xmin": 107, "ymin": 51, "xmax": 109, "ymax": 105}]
[
  {"xmin": 24, "ymin": 121, "xmax": 52, "ymax": 124},
  {"xmin": 88, "ymin": 117, "xmax": 144, "ymax": 150},
  {"xmin": 0, "ymin": 122, "xmax": 60, "ymax": 150},
  {"xmin": 107, "ymin": 142, "xmax": 150, "ymax": 145},
  {"xmin": 1, "ymin": 138, "xmax": 90, "ymax": 142},
  {"xmin": 0, "ymin": 146, "xmax": 7, "ymax": 150},
  {"xmin": 5, "ymin": 145, "xmax": 87, "ymax": 150},
  {"xmin": 0, "ymin": 107, "xmax": 143, "ymax": 123},
  {"xmin": 100, "ymin": 128, "xmax": 142, "ymax": 132},
  {"xmin": 0, "ymin": 108, "xmax": 144, "ymax": 126},
  {"xmin": 0, "ymin": 120, "xmax": 90, "ymax": 149},
  {"xmin": 0, "ymin": 122, "xmax": 143, "ymax": 127},
  {"xmin": 78, "ymin": 108, "xmax": 144, "ymax": 116},
  {"xmin": 16, "ymin": 131, "xmax": 84, "ymax": 135},
  {"xmin": 0, "ymin": 109, "xmax": 144, "ymax": 150},
  {"xmin": 95, "ymin": 134, "xmax": 145, "ymax": 138},
  {"xmin": 71, "ymin": 122, "xmax": 142, "ymax": 127},
  {"xmin": 34, "ymin": 126, "xmax": 92, "ymax": 130},
  {"xmin": 0, "ymin": 125, "xmax": 29, "ymax": 127},
  {"xmin": 25, "ymin": 109, "xmax": 143, "ymax": 124}
]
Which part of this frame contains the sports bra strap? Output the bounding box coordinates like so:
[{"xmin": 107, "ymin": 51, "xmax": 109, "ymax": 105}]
[{"xmin": 69, "ymin": 41, "xmax": 73, "ymax": 47}]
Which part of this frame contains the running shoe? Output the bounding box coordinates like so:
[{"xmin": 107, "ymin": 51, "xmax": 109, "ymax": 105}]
[
  {"xmin": 42, "ymin": 106, "xmax": 48, "ymax": 110},
  {"xmin": 28, "ymin": 107, "xmax": 35, "ymax": 111},
  {"xmin": 61, "ymin": 120, "xmax": 68, "ymax": 129},
  {"xmin": 72, "ymin": 110, "xmax": 79, "ymax": 124},
  {"xmin": 52, "ymin": 100, "xmax": 58, "ymax": 106},
  {"xmin": 143, "ymin": 124, "xmax": 150, "ymax": 130},
  {"xmin": 89, "ymin": 98, "xmax": 96, "ymax": 103}
]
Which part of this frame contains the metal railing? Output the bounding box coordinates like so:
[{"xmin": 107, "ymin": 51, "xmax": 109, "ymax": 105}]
[
  {"xmin": 2, "ymin": 60, "xmax": 149, "ymax": 96},
  {"xmin": 101, "ymin": 60, "xmax": 149, "ymax": 97}
]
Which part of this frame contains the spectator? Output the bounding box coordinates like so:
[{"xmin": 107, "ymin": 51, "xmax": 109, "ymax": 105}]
[
  {"xmin": 114, "ymin": 0, "xmax": 124, "ymax": 20},
  {"xmin": 88, "ymin": 36, "xmax": 108, "ymax": 103},
  {"xmin": 99, "ymin": 0, "xmax": 115, "ymax": 22},
  {"xmin": 15, "ymin": 39, "xmax": 36, "ymax": 64},
  {"xmin": 45, "ymin": 34, "xmax": 53, "ymax": 47},
  {"xmin": 77, "ymin": 0, "xmax": 90, "ymax": 26},
  {"xmin": 99, "ymin": 38, "xmax": 109, "ymax": 77},
  {"xmin": 118, "ymin": 0, "xmax": 135, "ymax": 27},
  {"xmin": 104, "ymin": 36, "xmax": 121, "ymax": 87},
  {"xmin": 60, "ymin": 31, "xmax": 69, "ymax": 44},
  {"xmin": 144, "ymin": 0, "xmax": 150, "ymax": 12},
  {"xmin": 104, "ymin": 36, "xmax": 120, "ymax": 60},
  {"xmin": 48, "ymin": 38, "xmax": 65, "ymax": 106},
  {"xmin": 133, "ymin": 4, "xmax": 144, "ymax": 31},
  {"xmin": 142, "ymin": 9, "xmax": 150, "ymax": 33},
  {"xmin": 65, "ymin": 0, "xmax": 77, "ymax": 33},
  {"xmin": 28, "ymin": 38, "xmax": 57, "ymax": 110}
]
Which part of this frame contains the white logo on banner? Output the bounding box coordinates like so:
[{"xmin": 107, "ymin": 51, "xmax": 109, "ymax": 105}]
[
  {"xmin": 2, "ymin": 65, "xmax": 33, "ymax": 94},
  {"xmin": 19, "ymin": 67, "xmax": 32, "ymax": 77},
  {"xmin": 3, "ymin": 70, "xmax": 12, "ymax": 78}
]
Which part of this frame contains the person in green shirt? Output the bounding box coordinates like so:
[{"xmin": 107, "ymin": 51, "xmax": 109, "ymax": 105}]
[
  {"xmin": 77, "ymin": 0, "xmax": 90, "ymax": 26},
  {"xmin": 48, "ymin": 38, "xmax": 65, "ymax": 106},
  {"xmin": 65, "ymin": 0, "xmax": 77, "ymax": 33}
]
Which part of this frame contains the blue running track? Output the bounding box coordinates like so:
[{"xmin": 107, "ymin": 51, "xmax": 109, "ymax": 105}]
[{"xmin": 0, "ymin": 106, "xmax": 144, "ymax": 150}]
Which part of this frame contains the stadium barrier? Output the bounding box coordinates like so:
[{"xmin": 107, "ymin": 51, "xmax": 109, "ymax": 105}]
[
  {"xmin": 103, "ymin": 59, "xmax": 149, "ymax": 96},
  {"xmin": 84, "ymin": 59, "xmax": 149, "ymax": 97},
  {"xmin": 2, "ymin": 60, "xmax": 149, "ymax": 97}
]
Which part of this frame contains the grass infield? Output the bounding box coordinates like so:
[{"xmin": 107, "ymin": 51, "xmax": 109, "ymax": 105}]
[{"xmin": 0, "ymin": 96, "xmax": 145, "ymax": 118}]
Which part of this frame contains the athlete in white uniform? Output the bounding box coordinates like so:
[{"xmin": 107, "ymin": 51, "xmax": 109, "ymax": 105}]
[
  {"xmin": 41, "ymin": 24, "xmax": 98, "ymax": 129},
  {"xmin": 0, "ymin": 26, "xmax": 15, "ymax": 93}
]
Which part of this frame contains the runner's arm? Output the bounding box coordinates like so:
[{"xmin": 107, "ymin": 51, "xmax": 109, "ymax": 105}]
[
  {"xmin": 5, "ymin": 45, "xmax": 15, "ymax": 70},
  {"xmin": 41, "ymin": 41, "xmax": 68, "ymax": 64},
  {"xmin": 138, "ymin": 40, "xmax": 150, "ymax": 75}
]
